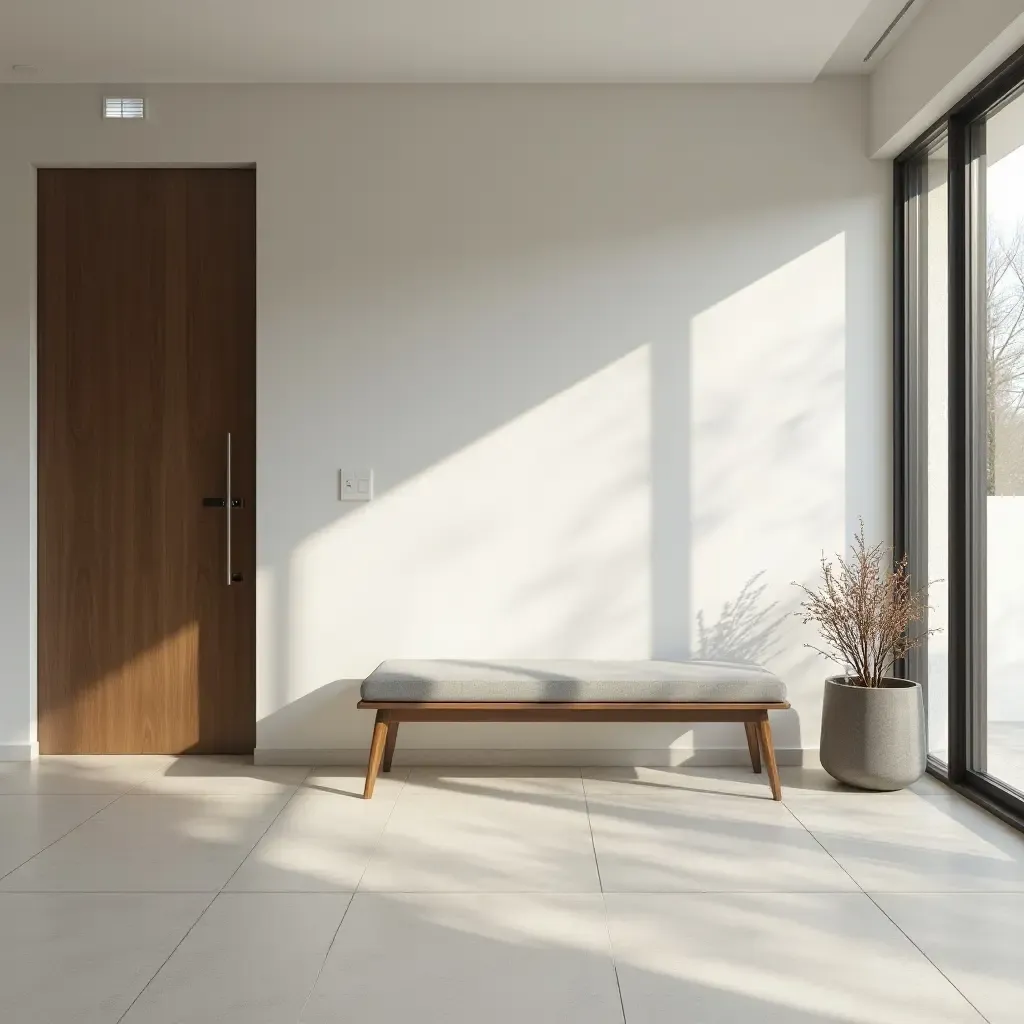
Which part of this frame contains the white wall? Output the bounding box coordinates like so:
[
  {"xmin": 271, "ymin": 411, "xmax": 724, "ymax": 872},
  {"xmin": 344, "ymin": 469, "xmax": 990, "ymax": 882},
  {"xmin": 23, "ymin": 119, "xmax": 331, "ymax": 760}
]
[
  {"xmin": 870, "ymin": 0, "xmax": 1024, "ymax": 158},
  {"xmin": 0, "ymin": 82, "xmax": 890, "ymax": 763}
]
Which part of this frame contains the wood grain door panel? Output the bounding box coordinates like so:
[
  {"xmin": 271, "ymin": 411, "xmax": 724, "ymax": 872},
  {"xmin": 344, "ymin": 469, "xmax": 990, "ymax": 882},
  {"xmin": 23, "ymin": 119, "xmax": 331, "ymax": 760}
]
[{"xmin": 38, "ymin": 168, "xmax": 256, "ymax": 754}]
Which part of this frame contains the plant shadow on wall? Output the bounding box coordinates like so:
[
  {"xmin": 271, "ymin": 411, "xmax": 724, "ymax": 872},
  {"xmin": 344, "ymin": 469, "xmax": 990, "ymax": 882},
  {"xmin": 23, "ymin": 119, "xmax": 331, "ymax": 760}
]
[{"xmin": 695, "ymin": 572, "xmax": 791, "ymax": 666}]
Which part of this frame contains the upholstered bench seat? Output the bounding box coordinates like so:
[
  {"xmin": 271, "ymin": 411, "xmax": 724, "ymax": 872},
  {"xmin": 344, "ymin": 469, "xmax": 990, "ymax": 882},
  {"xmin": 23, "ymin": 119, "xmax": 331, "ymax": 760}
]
[
  {"xmin": 361, "ymin": 658, "xmax": 787, "ymax": 704},
  {"xmin": 358, "ymin": 658, "xmax": 789, "ymax": 801}
]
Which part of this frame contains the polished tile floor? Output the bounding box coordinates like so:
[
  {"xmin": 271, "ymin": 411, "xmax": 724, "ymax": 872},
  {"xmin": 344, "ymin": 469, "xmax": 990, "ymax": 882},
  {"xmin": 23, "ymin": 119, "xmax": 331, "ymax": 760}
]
[{"xmin": 2, "ymin": 757, "xmax": 1023, "ymax": 1023}]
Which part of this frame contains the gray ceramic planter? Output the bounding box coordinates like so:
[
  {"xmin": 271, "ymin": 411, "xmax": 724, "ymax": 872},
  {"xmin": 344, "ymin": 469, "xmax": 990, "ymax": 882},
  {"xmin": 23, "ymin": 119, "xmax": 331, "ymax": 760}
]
[{"xmin": 819, "ymin": 676, "xmax": 927, "ymax": 791}]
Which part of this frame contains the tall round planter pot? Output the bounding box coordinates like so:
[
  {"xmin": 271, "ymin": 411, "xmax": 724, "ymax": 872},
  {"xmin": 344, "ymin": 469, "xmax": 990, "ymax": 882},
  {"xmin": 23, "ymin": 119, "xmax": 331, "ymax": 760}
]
[{"xmin": 819, "ymin": 676, "xmax": 927, "ymax": 791}]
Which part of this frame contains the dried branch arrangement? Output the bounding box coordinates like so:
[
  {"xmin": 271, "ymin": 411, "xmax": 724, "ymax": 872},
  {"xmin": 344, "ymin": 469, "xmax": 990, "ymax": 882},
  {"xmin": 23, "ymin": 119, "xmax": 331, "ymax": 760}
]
[{"xmin": 795, "ymin": 523, "xmax": 938, "ymax": 688}]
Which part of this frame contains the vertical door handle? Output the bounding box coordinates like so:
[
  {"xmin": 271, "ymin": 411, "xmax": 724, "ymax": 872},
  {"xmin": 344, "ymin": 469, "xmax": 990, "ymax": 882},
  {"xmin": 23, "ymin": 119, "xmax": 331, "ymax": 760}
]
[
  {"xmin": 202, "ymin": 440, "xmax": 243, "ymax": 584},
  {"xmin": 226, "ymin": 432, "xmax": 233, "ymax": 586}
]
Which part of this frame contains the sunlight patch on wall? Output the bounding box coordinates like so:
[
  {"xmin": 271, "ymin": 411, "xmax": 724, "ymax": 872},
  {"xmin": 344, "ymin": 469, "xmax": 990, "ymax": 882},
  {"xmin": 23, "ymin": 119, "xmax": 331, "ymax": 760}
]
[
  {"xmin": 690, "ymin": 234, "xmax": 846, "ymax": 695},
  {"xmin": 288, "ymin": 346, "xmax": 651, "ymax": 705}
]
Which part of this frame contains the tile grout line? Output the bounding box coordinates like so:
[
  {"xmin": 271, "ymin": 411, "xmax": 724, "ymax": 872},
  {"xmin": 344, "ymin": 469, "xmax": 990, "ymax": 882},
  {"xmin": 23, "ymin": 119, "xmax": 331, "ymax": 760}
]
[
  {"xmin": 352, "ymin": 767, "xmax": 412, "ymax": 894},
  {"xmin": 861, "ymin": 892, "xmax": 992, "ymax": 1024},
  {"xmin": 113, "ymin": 890, "xmax": 221, "ymax": 1024},
  {"xmin": 579, "ymin": 770, "xmax": 605, "ymax": 893},
  {"xmin": 115, "ymin": 765, "xmax": 316, "ymax": 1024},
  {"xmin": 580, "ymin": 769, "xmax": 628, "ymax": 1024},
  {"xmin": 0, "ymin": 790, "xmax": 124, "ymax": 885},
  {"xmin": 603, "ymin": 910, "xmax": 630, "ymax": 1024},
  {"xmin": 294, "ymin": 894, "xmax": 356, "ymax": 1024},
  {"xmin": 218, "ymin": 766, "xmax": 315, "ymax": 892},
  {"xmin": 294, "ymin": 768, "xmax": 413, "ymax": 1023},
  {"xmin": 781, "ymin": 800, "xmax": 867, "ymax": 894},
  {"xmin": 120, "ymin": 763, "xmax": 171, "ymax": 796}
]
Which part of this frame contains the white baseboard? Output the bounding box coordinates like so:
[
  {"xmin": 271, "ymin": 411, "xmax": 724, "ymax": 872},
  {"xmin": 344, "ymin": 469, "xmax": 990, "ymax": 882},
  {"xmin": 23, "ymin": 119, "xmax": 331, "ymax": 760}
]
[
  {"xmin": 0, "ymin": 743, "xmax": 38, "ymax": 761},
  {"xmin": 255, "ymin": 746, "xmax": 812, "ymax": 767}
]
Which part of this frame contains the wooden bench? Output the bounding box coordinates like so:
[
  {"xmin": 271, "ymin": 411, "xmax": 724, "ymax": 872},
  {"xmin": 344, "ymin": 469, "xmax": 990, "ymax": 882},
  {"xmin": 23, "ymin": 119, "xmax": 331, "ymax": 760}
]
[
  {"xmin": 356, "ymin": 659, "xmax": 786, "ymax": 802},
  {"xmin": 358, "ymin": 700, "xmax": 789, "ymax": 800},
  {"xmin": 358, "ymin": 659, "xmax": 789, "ymax": 800}
]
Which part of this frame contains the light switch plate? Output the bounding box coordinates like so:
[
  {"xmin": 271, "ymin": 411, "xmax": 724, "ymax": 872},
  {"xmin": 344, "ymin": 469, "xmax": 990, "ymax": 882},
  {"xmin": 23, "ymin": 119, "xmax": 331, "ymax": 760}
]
[{"xmin": 339, "ymin": 469, "xmax": 374, "ymax": 502}]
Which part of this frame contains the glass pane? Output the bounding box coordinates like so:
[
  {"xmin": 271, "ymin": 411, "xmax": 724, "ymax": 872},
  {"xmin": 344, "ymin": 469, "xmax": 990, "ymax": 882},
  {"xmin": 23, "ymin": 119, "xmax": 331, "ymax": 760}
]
[
  {"xmin": 924, "ymin": 143, "xmax": 950, "ymax": 763},
  {"xmin": 905, "ymin": 141, "xmax": 949, "ymax": 763},
  {"xmin": 981, "ymin": 98, "xmax": 1024, "ymax": 793}
]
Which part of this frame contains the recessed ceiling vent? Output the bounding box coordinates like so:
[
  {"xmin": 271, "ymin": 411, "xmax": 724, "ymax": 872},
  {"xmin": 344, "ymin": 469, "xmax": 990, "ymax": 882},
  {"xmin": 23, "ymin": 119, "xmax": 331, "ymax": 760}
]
[
  {"xmin": 863, "ymin": 0, "xmax": 919, "ymax": 63},
  {"xmin": 103, "ymin": 97, "xmax": 145, "ymax": 119}
]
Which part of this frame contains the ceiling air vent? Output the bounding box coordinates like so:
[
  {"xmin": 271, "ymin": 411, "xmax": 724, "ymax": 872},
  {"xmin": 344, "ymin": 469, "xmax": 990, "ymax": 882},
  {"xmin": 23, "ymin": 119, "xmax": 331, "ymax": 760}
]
[
  {"xmin": 863, "ymin": 0, "xmax": 919, "ymax": 63},
  {"xmin": 103, "ymin": 97, "xmax": 145, "ymax": 119}
]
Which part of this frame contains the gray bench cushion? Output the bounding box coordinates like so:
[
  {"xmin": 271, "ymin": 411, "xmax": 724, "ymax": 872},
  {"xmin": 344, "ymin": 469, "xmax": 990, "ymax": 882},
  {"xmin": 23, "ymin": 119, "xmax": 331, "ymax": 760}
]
[{"xmin": 360, "ymin": 659, "xmax": 786, "ymax": 704}]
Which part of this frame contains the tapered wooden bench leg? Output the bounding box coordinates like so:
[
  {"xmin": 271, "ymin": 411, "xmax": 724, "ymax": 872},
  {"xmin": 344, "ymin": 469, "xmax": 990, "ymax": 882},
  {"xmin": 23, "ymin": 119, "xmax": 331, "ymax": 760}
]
[
  {"xmin": 382, "ymin": 720, "xmax": 400, "ymax": 773},
  {"xmin": 755, "ymin": 712, "xmax": 782, "ymax": 801},
  {"xmin": 363, "ymin": 712, "xmax": 389, "ymax": 799},
  {"xmin": 743, "ymin": 721, "xmax": 762, "ymax": 774}
]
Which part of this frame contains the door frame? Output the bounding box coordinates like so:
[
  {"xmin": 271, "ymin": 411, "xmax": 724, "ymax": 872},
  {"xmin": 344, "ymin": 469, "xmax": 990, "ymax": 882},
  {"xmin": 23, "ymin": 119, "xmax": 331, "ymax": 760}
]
[{"xmin": 32, "ymin": 163, "xmax": 259, "ymax": 756}]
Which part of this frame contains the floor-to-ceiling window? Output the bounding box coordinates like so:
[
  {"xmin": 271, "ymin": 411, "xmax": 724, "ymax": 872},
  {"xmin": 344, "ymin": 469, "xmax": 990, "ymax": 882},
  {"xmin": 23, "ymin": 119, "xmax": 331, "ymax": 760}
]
[{"xmin": 897, "ymin": 48, "xmax": 1024, "ymax": 825}]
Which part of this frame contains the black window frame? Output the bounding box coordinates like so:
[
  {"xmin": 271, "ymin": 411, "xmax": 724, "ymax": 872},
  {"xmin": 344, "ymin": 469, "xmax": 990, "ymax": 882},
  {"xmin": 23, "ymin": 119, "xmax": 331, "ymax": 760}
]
[{"xmin": 895, "ymin": 44, "xmax": 1024, "ymax": 833}]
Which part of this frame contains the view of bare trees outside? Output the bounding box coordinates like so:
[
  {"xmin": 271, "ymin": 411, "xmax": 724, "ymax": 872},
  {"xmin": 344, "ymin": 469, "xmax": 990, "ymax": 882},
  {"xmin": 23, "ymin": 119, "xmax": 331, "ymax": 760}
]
[{"xmin": 987, "ymin": 223, "xmax": 1024, "ymax": 495}]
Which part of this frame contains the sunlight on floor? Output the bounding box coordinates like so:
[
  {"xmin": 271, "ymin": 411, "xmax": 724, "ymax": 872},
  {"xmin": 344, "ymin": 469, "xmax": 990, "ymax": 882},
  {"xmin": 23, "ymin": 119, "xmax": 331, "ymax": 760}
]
[{"xmin": 1, "ymin": 757, "xmax": 1020, "ymax": 1022}]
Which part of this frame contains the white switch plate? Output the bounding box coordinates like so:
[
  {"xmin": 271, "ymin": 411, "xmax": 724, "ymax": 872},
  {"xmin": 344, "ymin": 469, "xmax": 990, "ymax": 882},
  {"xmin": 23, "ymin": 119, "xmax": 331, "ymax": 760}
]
[{"xmin": 339, "ymin": 469, "xmax": 374, "ymax": 502}]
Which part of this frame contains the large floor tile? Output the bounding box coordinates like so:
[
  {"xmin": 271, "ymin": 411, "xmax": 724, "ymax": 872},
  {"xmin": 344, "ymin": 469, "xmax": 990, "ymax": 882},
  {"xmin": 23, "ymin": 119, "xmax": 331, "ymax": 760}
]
[
  {"xmin": 359, "ymin": 771, "xmax": 600, "ymax": 892},
  {"xmin": 0, "ymin": 794, "xmax": 287, "ymax": 891},
  {"xmin": 0, "ymin": 892, "xmax": 212, "ymax": 1024},
  {"xmin": 121, "ymin": 893, "xmax": 350, "ymax": 1024},
  {"xmin": 129, "ymin": 756, "xmax": 309, "ymax": 796},
  {"xmin": 0, "ymin": 756, "xmax": 174, "ymax": 795},
  {"xmin": 583, "ymin": 781, "xmax": 856, "ymax": 892},
  {"xmin": 0, "ymin": 795, "xmax": 116, "ymax": 878},
  {"xmin": 301, "ymin": 893, "xmax": 623, "ymax": 1024},
  {"xmin": 227, "ymin": 771, "xmax": 409, "ymax": 891},
  {"xmin": 872, "ymin": 893, "xmax": 1024, "ymax": 1024},
  {"xmin": 786, "ymin": 792, "xmax": 1024, "ymax": 891},
  {"xmin": 605, "ymin": 893, "xmax": 984, "ymax": 1023}
]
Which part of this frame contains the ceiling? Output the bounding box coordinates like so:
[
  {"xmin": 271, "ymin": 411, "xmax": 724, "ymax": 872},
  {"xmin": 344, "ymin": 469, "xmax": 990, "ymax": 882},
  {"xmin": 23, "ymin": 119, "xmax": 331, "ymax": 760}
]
[{"xmin": 0, "ymin": 0, "xmax": 928, "ymax": 85}]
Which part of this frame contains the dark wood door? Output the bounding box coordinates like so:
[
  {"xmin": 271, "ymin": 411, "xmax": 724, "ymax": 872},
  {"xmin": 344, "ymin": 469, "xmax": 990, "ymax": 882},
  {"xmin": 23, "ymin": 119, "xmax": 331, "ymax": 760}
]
[{"xmin": 38, "ymin": 168, "xmax": 256, "ymax": 754}]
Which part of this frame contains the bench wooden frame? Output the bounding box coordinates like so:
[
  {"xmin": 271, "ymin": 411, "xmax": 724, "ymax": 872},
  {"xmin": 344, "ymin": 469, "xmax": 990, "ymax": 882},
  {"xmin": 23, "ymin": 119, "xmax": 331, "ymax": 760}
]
[{"xmin": 357, "ymin": 700, "xmax": 790, "ymax": 800}]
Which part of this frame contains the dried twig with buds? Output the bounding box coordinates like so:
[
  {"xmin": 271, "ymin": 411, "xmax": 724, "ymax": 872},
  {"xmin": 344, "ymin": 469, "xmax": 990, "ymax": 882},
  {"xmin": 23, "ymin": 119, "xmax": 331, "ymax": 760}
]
[{"xmin": 794, "ymin": 522, "xmax": 939, "ymax": 688}]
